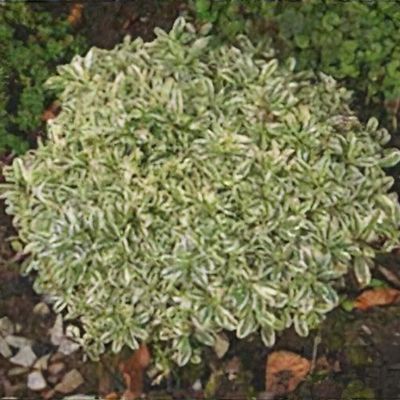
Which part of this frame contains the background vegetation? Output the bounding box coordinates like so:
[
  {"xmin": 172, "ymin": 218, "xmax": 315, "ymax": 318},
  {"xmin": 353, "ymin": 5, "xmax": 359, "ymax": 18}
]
[
  {"xmin": 192, "ymin": 0, "xmax": 400, "ymax": 129},
  {"xmin": 0, "ymin": 3, "xmax": 87, "ymax": 155}
]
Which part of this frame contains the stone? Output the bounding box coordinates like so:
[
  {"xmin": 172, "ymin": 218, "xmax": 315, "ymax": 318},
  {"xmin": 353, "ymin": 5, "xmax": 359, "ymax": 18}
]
[
  {"xmin": 49, "ymin": 315, "xmax": 64, "ymax": 346},
  {"xmin": 34, "ymin": 354, "xmax": 51, "ymax": 370},
  {"xmin": 0, "ymin": 316, "xmax": 14, "ymax": 337},
  {"xmin": 0, "ymin": 335, "xmax": 12, "ymax": 358},
  {"xmin": 8, "ymin": 367, "xmax": 29, "ymax": 376},
  {"xmin": 5, "ymin": 335, "xmax": 33, "ymax": 349},
  {"xmin": 27, "ymin": 371, "xmax": 47, "ymax": 391},
  {"xmin": 48, "ymin": 362, "xmax": 65, "ymax": 376},
  {"xmin": 59, "ymin": 337, "xmax": 80, "ymax": 355},
  {"xmin": 192, "ymin": 379, "xmax": 202, "ymax": 391},
  {"xmin": 9, "ymin": 346, "xmax": 37, "ymax": 367},
  {"xmin": 33, "ymin": 302, "xmax": 51, "ymax": 316},
  {"xmin": 54, "ymin": 369, "xmax": 84, "ymax": 394}
]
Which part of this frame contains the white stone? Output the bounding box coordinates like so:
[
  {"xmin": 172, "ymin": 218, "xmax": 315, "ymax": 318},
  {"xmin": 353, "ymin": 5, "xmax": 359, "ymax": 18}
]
[
  {"xmin": 10, "ymin": 346, "xmax": 37, "ymax": 367},
  {"xmin": 27, "ymin": 371, "xmax": 47, "ymax": 391},
  {"xmin": 0, "ymin": 317, "xmax": 14, "ymax": 336},
  {"xmin": 192, "ymin": 379, "xmax": 202, "ymax": 391},
  {"xmin": 58, "ymin": 337, "xmax": 80, "ymax": 355},
  {"xmin": 34, "ymin": 354, "xmax": 51, "ymax": 370},
  {"xmin": 0, "ymin": 335, "xmax": 12, "ymax": 358},
  {"xmin": 5, "ymin": 335, "xmax": 33, "ymax": 349},
  {"xmin": 8, "ymin": 366, "xmax": 29, "ymax": 376},
  {"xmin": 49, "ymin": 315, "xmax": 63, "ymax": 346}
]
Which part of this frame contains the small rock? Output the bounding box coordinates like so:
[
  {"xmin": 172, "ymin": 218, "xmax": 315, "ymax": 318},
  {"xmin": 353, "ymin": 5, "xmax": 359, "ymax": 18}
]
[
  {"xmin": 0, "ymin": 335, "xmax": 12, "ymax": 358},
  {"xmin": 33, "ymin": 302, "xmax": 51, "ymax": 316},
  {"xmin": 49, "ymin": 315, "xmax": 64, "ymax": 346},
  {"xmin": 34, "ymin": 354, "xmax": 51, "ymax": 370},
  {"xmin": 59, "ymin": 337, "xmax": 80, "ymax": 355},
  {"xmin": 54, "ymin": 369, "xmax": 84, "ymax": 394},
  {"xmin": 5, "ymin": 335, "xmax": 33, "ymax": 349},
  {"xmin": 15, "ymin": 323, "xmax": 22, "ymax": 333},
  {"xmin": 10, "ymin": 346, "xmax": 37, "ymax": 367},
  {"xmin": 47, "ymin": 375, "xmax": 61, "ymax": 385},
  {"xmin": 0, "ymin": 316, "xmax": 14, "ymax": 336},
  {"xmin": 192, "ymin": 379, "xmax": 202, "ymax": 391},
  {"xmin": 48, "ymin": 362, "xmax": 65, "ymax": 376},
  {"xmin": 8, "ymin": 367, "xmax": 29, "ymax": 376},
  {"xmin": 27, "ymin": 370, "xmax": 47, "ymax": 391}
]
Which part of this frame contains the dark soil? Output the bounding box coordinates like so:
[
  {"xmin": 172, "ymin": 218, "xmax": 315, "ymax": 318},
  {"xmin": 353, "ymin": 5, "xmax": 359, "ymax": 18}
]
[{"xmin": 1, "ymin": 2, "xmax": 400, "ymax": 399}]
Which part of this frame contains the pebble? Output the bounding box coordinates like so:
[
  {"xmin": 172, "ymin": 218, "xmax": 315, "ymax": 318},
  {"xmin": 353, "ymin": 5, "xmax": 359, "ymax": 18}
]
[
  {"xmin": 9, "ymin": 346, "xmax": 37, "ymax": 367},
  {"xmin": 0, "ymin": 335, "xmax": 12, "ymax": 358},
  {"xmin": 54, "ymin": 369, "xmax": 84, "ymax": 394},
  {"xmin": 27, "ymin": 370, "xmax": 47, "ymax": 391},
  {"xmin": 50, "ymin": 315, "xmax": 64, "ymax": 346},
  {"xmin": 192, "ymin": 379, "xmax": 202, "ymax": 391},
  {"xmin": 5, "ymin": 335, "xmax": 33, "ymax": 349},
  {"xmin": 48, "ymin": 361, "xmax": 65, "ymax": 376},
  {"xmin": 33, "ymin": 302, "xmax": 51, "ymax": 316},
  {"xmin": 34, "ymin": 354, "xmax": 51, "ymax": 370},
  {"xmin": 0, "ymin": 317, "xmax": 14, "ymax": 337},
  {"xmin": 59, "ymin": 337, "xmax": 80, "ymax": 355},
  {"xmin": 8, "ymin": 367, "xmax": 29, "ymax": 376},
  {"xmin": 47, "ymin": 375, "xmax": 60, "ymax": 385}
]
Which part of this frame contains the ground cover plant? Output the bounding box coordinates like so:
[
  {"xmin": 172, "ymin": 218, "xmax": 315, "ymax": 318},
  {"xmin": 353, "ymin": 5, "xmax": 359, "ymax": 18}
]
[
  {"xmin": 0, "ymin": 2, "xmax": 87, "ymax": 155},
  {"xmin": 192, "ymin": 0, "xmax": 400, "ymax": 128},
  {"xmin": 1, "ymin": 17, "xmax": 400, "ymax": 377}
]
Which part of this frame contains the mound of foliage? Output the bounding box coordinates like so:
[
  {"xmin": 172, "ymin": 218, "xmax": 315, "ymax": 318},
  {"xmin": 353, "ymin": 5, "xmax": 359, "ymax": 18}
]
[
  {"xmin": 192, "ymin": 0, "xmax": 400, "ymax": 127},
  {"xmin": 0, "ymin": 2, "xmax": 87, "ymax": 155},
  {"xmin": 2, "ymin": 18, "xmax": 400, "ymax": 375}
]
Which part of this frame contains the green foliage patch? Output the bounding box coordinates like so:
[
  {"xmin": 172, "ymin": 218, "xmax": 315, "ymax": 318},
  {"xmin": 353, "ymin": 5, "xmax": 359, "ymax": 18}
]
[
  {"xmin": 1, "ymin": 18, "xmax": 400, "ymax": 375},
  {"xmin": 0, "ymin": 3, "xmax": 87, "ymax": 155},
  {"xmin": 192, "ymin": 0, "xmax": 400, "ymax": 126}
]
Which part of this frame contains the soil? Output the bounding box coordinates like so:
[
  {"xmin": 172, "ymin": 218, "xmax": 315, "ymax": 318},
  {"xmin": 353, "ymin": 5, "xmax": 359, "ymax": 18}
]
[{"xmin": 1, "ymin": 2, "xmax": 400, "ymax": 399}]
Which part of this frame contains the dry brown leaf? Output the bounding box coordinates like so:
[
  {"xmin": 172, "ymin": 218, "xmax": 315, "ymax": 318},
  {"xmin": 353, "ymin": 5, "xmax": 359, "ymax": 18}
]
[
  {"xmin": 67, "ymin": 3, "xmax": 84, "ymax": 26},
  {"xmin": 104, "ymin": 392, "xmax": 120, "ymax": 400},
  {"xmin": 119, "ymin": 344, "xmax": 151, "ymax": 399},
  {"xmin": 41, "ymin": 101, "xmax": 61, "ymax": 122},
  {"xmin": 266, "ymin": 350, "xmax": 310, "ymax": 396},
  {"xmin": 354, "ymin": 288, "xmax": 400, "ymax": 310}
]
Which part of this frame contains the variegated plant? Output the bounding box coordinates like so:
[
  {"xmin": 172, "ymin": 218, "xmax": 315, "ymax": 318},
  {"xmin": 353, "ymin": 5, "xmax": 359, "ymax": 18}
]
[{"xmin": 1, "ymin": 17, "xmax": 400, "ymax": 375}]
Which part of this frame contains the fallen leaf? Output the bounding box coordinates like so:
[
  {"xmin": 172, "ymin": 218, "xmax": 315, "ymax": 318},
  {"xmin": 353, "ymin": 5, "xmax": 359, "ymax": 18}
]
[
  {"xmin": 67, "ymin": 3, "xmax": 84, "ymax": 26},
  {"xmin": 104, "ymin": 393, "xmax": 120, "ymax": 400},
  {"xmin": 54, "ymin": 369, "xmax": 84, "ymax": 394},
  {"xmin": 224, "ymin": 356, "xmax": 241, "ymax": 381},
  {"xmin": 266, "ymin": 350, "xmax": 310, "ymax": 396},
  {"xmin": 41, "ymin": 101, "xmax": 61, "ymax": 122},
  {"xmin": 354, "ymin": 288, "xmax": 400, "ymax": 310},
  {"xmin": 213, "ymin": 332, "xmax": 229, "ymax": 359},
  {"xmin": 119, "ymin": 344, "xmax": 151, "ymax": 399}
]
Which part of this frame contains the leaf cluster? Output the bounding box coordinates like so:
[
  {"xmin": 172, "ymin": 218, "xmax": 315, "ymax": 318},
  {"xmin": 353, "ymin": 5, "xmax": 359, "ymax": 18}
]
[
  {"xmin": 191, "ymin": 0, "xmax": 400, "ymax": 126},
  {"xmin": 0, "ymin": 2, "xmax": 87, "ymax": 155},
  {"xmin": 2, "ymin": 18, "xmax": 400, "ymax": 375}
]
